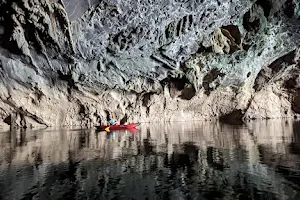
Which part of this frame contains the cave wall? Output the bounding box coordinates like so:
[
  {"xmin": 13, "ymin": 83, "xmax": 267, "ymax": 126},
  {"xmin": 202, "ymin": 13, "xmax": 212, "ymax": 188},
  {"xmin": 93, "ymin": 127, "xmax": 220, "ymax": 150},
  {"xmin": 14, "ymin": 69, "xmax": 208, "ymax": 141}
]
[{"xmin": 0, "ymin": 0, "xmax": 299, "ymax": 128}]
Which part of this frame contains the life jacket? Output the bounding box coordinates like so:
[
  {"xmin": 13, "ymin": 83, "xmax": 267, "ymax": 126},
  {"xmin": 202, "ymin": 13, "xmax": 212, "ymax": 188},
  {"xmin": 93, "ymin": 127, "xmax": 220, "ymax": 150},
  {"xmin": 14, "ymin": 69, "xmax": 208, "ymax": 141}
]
[{"xmin": 109, "ymin": 118, "xmax": 116, "ymax": 125}]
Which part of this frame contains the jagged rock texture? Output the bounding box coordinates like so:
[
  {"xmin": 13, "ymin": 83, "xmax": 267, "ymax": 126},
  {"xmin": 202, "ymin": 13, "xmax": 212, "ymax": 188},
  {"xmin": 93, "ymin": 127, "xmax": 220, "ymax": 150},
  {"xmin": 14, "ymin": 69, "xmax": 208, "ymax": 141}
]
[{"xmin": 0, "ymin": 0, "xmax": 299, "ymax": 128}]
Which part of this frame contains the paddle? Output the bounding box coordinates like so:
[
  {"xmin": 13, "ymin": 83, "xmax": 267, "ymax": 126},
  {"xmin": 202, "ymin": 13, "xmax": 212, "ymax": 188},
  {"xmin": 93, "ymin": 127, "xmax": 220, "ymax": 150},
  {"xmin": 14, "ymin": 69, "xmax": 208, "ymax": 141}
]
[{"xmin": 105, "ymin": 126, "xmax": 110, "ymax": 132}]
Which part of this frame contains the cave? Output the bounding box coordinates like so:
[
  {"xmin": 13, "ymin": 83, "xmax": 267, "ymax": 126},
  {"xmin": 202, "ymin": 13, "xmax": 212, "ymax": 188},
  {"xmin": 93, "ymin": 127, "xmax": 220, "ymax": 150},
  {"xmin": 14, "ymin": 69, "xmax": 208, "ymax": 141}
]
[
  {"xmin": 0, "ymin": 0, "xmax": 298, "ymax": 126},
  {"xmin": 168, "ymin": 77, "xmax": 196, "ymax": 100},
  {"xmin": 0, "ymin": 1, "xmax": 300, "ymax": 199},
  {"xmin": 221, "ymin": 25, "xmax": 241, "ymax": 46},
  {"xmin": 284, "ymin": 0, "xmax": 296, "ymax": 18},
  {"xmin": 256, "ymin": 0, "xmax": 272, "ymax": 17}
]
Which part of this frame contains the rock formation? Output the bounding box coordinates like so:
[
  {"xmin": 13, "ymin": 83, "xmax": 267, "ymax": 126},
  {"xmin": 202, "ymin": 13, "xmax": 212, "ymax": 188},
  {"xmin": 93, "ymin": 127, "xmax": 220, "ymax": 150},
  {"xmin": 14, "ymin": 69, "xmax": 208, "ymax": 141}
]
[{"xmin": 0, "ymin": 0, "xmax": 299, "ymax": 128}]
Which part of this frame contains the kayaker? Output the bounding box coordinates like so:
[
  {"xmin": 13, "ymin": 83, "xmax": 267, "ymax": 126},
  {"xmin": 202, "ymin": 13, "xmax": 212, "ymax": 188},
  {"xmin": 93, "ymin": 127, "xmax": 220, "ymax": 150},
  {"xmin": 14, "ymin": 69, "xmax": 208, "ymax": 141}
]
[{"xmin": 108, "ymin": 115, "xmax": 117, "ymax": 126}]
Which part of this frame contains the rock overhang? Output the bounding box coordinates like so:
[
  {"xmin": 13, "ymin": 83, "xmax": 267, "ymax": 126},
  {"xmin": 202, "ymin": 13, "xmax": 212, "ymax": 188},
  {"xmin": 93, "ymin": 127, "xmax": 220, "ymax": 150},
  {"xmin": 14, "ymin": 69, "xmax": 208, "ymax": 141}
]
[{"xmin": 0, "ymin": 0, "xmax": 300, "ymax": 128}]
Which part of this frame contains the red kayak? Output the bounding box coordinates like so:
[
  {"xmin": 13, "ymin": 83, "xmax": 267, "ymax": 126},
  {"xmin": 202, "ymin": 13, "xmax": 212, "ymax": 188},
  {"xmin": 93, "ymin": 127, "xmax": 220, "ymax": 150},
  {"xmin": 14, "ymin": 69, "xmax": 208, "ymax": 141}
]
[{"xmin": 95, "ymin": 123, "xmax": 139, "ymax": 131}]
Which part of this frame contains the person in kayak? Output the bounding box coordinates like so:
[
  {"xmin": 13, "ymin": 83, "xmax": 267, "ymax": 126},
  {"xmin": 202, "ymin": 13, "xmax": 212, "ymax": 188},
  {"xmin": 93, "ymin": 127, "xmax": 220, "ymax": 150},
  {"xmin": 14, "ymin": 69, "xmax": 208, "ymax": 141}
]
[
  {"xmin": 108, "ymin": 115, "xmax": 117, "ymax": 126},
  {"xmin": 105, "ymin": 115, "xmax": 118, "ymax": 132}
]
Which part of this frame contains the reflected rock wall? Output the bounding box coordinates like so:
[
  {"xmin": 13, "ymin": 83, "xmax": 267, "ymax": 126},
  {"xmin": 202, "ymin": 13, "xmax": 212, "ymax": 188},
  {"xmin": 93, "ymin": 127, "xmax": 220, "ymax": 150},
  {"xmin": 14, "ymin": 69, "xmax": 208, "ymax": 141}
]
[{"xmin": 0, "ymin": 120, "xmax": 300, "ymax": 199}]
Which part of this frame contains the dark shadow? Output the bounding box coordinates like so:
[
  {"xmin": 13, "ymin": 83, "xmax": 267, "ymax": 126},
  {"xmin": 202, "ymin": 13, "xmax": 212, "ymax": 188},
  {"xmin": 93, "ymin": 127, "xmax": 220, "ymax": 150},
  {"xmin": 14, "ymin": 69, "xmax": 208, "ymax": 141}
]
[
  {"xmin": 219, "ymin": 109, "xmax": 244, "ymax": 125},
  {"xmin": 221, "ymin": 25, "xmax": 241, "ymax": 45},
  {"xmin": 167, "ymin": 77, "xmax": 196, "ymax": 100},
  {"xmin": 284, "ymin": 0, "xmax": 296, "ymax": 18},
  {"xmin": 256, "ymin": 0, "xmax": 272, "ymax": 18},
  {"xmin": 203, "ymin": 68, "xmax": 225, "ymax": 95},
  {"xmin": 207, "ymin": 146, "xmax": 225, "ymax": 171},
  {"xmin": 253, "ymin": 50, "xmax": 296, "ymax": 92},
  {"xmin": 290, "ymin": 121, "xmax": 300, "ymax": 154},
  {"xmin": 120, "ymin": 114, "xmax": 128, "ymax": 125}
]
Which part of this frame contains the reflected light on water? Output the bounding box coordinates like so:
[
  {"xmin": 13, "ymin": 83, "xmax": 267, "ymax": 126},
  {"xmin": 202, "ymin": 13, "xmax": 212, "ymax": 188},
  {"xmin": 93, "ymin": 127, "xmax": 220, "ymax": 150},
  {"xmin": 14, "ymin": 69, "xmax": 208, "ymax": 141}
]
[{"xmin": 0, "ymin": 120, "xmax": 300, "ymax": 199}]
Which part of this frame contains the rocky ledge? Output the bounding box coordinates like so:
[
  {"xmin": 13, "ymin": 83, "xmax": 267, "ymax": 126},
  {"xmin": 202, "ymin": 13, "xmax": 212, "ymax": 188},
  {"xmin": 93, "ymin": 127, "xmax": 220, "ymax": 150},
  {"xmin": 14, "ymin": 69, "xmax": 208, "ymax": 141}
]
[{"xmin": 0, "ymin": 0, "xmax": 299, "ymax": 129}]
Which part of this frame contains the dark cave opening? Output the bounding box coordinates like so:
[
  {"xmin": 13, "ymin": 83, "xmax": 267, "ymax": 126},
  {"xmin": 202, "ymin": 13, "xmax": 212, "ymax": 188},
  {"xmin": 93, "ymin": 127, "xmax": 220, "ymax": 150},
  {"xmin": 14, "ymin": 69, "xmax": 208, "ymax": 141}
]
[
  {"xmin": 256, "ymin": 0, "xmax": 272, "ymax": 18},
  {"xmin": 221, "ymin": 25, "xmax": 242, "ymax": 46},
  {"xmin": 284, "ymin": 0, "xmax": 296, "ymax": 18},
  {"xmin": 57, "ymin": 70, "xmax": 78, "ymax": 95},
  {"xmin": 243, "ymin": 11, "xmax": 261, "ymax": 33},
  {"xmin": 142, "ymin": 92, "xmax": 155, "ymax": 107},
  {"xmin": 161, "ymin": 76, "xmax": 196, "ymax": 100}
]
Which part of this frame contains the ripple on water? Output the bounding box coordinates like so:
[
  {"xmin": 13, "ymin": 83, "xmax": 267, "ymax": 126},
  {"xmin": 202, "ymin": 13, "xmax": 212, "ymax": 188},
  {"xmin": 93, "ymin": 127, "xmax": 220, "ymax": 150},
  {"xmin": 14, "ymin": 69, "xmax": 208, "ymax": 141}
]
[{"xmin": 0, "ymin": 120, "xmax": 300, "ymax": 199}]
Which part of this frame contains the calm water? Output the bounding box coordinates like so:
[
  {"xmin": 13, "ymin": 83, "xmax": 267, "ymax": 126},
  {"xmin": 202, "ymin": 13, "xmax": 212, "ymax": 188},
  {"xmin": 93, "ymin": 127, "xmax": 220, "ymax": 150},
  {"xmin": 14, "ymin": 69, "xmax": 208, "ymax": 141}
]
[{"xmin": 1, "ymin": 120, "xmax": 300, "ymax": 200}]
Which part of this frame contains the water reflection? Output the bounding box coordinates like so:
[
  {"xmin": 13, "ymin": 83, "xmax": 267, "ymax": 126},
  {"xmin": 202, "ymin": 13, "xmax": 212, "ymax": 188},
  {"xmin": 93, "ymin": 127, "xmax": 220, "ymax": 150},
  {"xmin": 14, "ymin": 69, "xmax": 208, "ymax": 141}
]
[{"xmin": 0, "ymin": 120, "xmax": 300, "ymax": 199}]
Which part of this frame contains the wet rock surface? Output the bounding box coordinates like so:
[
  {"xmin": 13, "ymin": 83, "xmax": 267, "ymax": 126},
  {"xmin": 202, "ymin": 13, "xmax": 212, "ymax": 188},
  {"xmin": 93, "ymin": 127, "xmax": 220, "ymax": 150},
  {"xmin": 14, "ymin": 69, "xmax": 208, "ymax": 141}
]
[{"xmin": 0, "ymin": 0, "xmax": 299, "ymax": 128}]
